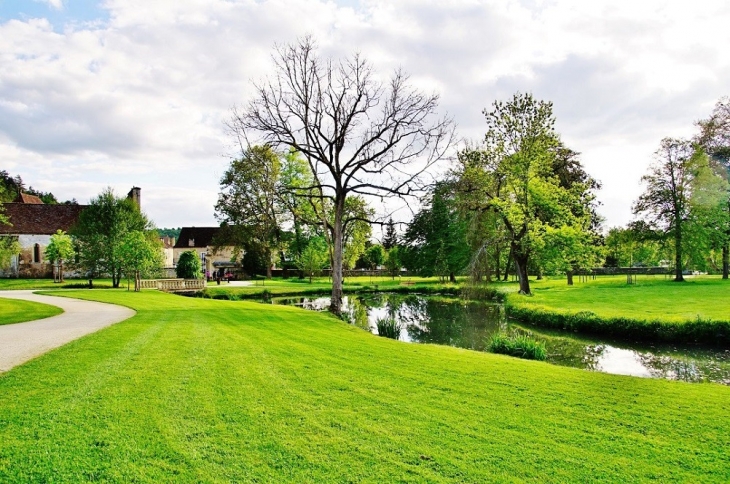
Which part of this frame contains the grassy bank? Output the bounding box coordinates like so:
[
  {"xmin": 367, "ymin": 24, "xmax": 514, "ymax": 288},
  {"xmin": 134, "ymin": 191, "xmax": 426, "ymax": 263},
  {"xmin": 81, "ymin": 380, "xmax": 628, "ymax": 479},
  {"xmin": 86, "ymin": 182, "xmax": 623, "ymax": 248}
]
[
  {"xmin": 0, "ymin": 298, "xmax": 63, "ymax": 325},
  {"xmin": 202, "ymin": 276, "xmax": 470, "ymax": 299},
  {"xmin": 0, "ymin": 290, "xmax": 728, "ymax": 482},
  {"xmin": 505, "ymin": 276, "xmax": 730, "ymax": 344},
  {"xmin": 0, "ymin": 278, "xmax": 115, "ymax": 290}
]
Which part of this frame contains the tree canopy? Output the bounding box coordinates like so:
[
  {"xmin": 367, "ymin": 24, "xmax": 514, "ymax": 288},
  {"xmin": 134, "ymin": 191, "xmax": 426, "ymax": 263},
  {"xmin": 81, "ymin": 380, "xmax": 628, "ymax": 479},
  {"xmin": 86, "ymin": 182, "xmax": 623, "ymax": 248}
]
[{"xmin": 72, "ymin": 188, "xmax": 155, "ymax": 288}]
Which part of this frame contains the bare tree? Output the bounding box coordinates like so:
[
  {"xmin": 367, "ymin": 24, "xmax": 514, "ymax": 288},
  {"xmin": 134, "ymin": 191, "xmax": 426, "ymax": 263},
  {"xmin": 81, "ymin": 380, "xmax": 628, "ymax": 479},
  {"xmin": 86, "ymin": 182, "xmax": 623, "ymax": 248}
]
[{"xmin": 229, "ymin": 37, "xmax": 453, "ymax": 313}]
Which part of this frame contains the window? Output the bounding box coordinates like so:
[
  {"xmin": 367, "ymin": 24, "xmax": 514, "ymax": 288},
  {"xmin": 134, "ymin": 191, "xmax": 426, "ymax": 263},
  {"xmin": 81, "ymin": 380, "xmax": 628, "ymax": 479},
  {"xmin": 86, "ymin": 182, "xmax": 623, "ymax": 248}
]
[
  {"xmin": 189, "ymin": 238, "xmax": 195, "ymax": 247},
  {"xmin": 33, "ymin": 243, "xmax": 41, "ymax": 263}
]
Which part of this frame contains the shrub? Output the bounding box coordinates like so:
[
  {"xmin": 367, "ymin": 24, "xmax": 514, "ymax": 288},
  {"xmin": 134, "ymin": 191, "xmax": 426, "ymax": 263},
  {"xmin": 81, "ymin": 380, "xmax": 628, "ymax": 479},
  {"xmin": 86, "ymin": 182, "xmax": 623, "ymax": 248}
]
[
  {"xmin": 376, "ymin": 317, "xmax": 402, "ymax": 339},
  {"xmin": 176, "ymin": 250, "xmax": 201, "ymax": 279},
  {"xmin": 487, "ymin": 331, "xmax": 547, "ymax": 361}
]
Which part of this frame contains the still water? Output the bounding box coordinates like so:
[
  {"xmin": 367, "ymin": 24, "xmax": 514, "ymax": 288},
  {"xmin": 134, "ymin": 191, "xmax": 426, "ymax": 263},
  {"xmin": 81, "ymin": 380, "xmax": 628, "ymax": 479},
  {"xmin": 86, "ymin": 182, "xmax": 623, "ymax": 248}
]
[{"xmin": 273, "ymin": 293, "xmax": 730, "ymax": 385}]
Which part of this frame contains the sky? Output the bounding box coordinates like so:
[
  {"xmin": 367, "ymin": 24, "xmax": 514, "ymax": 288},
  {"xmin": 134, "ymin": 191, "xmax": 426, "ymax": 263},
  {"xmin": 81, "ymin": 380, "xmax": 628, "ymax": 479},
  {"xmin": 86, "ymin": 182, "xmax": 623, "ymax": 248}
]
[{"xmin": 1, "ymin": 0, "xmax": 728, "ymax": 231}]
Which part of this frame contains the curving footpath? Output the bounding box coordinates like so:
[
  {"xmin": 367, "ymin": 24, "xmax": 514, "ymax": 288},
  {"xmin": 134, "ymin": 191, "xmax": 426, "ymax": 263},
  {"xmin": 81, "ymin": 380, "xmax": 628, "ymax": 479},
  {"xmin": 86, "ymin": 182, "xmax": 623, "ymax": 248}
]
[{"xmin": 0, "ymin": 290, "xmax": 135, "ymax": 373}]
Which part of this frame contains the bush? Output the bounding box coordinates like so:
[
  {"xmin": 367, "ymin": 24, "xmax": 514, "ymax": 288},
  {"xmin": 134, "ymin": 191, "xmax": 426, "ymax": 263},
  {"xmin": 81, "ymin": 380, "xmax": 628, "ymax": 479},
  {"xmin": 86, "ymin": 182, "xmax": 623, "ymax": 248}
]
[
  {"xmin": 376, "ymin": 317, "xmax": 402, "ymax": 339},
  {"xmin": 176, "ymin": 250, "xmax": 201, "ymax": 279},
  {"xmin": 487, "ymin": 331, "xmax": 547, "ymax": 361}
]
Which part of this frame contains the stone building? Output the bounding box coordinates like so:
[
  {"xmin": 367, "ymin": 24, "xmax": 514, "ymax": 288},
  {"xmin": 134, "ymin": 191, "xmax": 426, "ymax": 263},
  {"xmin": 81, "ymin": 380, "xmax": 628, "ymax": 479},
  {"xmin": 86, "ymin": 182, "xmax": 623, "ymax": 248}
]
[
  {"xmin": 173, "ymin": 227, "xmax": 239, "ymax": 279},
  {"xmin": 0, "ymin": 187, "xmax": 141, "ymax": 278}
]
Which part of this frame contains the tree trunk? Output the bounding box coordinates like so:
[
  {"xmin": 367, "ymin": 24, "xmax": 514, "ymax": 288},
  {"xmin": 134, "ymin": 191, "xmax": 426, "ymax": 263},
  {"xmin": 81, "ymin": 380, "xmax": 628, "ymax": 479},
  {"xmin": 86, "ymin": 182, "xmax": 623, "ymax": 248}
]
[
  {"xmin": 723, "ymin": 244, "xmax": 729, "ymax": 280},
  {"xmin": 502, "ymin": 247, "xmax": 512, "ymax": 282},
  {"xmin": 674, "ymin": 229, "xmax": 684, "ymax": 282},
  {"xmin": 265, "ymin": 245, "xmax": 273, "ymax": 279},
  {"xmin": 449, "ymin": 271, "xmax": 456, "ymax": 283},
  {"xmin": 566, "ymin": 270, "xmax": 573, "ymax": 286},
  {"xmin": 59, "ymin": 261, "xmax": 64, "ymax": 283},
  {"xmin": 512, "ymin": 245, "xmax": 531, "ymax": 295},
  {"xmin": 330, "ymin": 198, "xmax": 345, "ymax": 315}
]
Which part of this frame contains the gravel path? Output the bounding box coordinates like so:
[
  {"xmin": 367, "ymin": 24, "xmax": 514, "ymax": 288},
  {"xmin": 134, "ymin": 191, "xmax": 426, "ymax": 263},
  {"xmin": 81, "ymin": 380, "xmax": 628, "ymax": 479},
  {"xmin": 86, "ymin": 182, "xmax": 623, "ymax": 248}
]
[{"xmin": 0, "ymin": 290, "xmax": 135, "ymax": 372}]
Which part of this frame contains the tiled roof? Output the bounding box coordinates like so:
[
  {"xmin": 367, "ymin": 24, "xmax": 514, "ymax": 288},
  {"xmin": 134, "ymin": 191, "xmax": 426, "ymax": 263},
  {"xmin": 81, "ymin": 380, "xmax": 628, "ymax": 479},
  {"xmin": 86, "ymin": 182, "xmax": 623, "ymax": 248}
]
[
  {"xmin": 173, "ymin": 227, "xmax": 221, "ymax": 248},
  {"xmin": 0, "ymin": 203, "xmax": 86, "ymax": 235},
  {"xmin": 15, "ymin": 193, "xmax": 43, "ymax": 204}
]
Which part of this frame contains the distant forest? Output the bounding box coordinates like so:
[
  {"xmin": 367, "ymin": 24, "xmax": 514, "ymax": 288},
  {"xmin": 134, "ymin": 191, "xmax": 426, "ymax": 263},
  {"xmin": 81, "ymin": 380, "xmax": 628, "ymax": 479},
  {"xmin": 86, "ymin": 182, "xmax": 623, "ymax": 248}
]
[
  {"xmin": 157, "ymin": 227, "xmax": 181, "ymax": 239},
  {"xmin": 0, "ymin": 171, "xmax": 77, "ymax": 204}
]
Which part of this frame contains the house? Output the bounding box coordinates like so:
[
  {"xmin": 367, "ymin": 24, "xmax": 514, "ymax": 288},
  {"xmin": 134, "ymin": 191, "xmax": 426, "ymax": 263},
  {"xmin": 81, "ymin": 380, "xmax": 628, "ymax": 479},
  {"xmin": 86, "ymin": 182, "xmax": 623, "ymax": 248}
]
[
  {"xmin": 159, "ymin": 236, "xmax": 175, "ymax": 268},
  {"xmin": 173, "ymin": 227, "xmax": 239, "ymax": 279},
  {"xmin": 0, "ymin": 187, "xmax": 141, "ymax": 278}
]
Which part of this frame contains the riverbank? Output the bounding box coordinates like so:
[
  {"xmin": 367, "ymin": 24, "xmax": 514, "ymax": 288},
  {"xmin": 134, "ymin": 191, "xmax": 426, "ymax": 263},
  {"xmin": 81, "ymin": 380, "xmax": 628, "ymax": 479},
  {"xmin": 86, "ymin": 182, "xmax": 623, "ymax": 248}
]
[
  {"xmin": 1, "ymin": 289, "xmax": 727, "ymax": 482},
  {"xmin": 504, "ymin": 276, "xmax": 730, "ymax": 345}
]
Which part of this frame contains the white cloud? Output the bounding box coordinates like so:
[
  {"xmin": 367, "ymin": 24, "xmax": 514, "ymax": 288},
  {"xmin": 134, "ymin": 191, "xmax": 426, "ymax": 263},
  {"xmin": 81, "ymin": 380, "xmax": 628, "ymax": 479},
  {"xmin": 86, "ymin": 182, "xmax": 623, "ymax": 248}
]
[
  {"xmin": 2, "ymin": 0, "xmax": 729, "ymax": 228},
  {"xmin": 35, "ymin": 0, "xmax": 64, "ymax": 11}
]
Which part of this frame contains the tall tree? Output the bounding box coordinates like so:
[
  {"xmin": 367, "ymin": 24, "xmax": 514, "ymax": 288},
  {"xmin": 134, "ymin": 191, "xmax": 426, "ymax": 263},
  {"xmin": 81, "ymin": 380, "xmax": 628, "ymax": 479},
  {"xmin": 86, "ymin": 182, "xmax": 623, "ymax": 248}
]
[
  {"xmin": 696, "ymin": 96, "xmax": 730, "ymax": 278},
  {"xmin": 382, "ymin": 218, "xmax": 398, "ymax": 250},
  {"xmin": 45, "ymin": 230, "xmax": 75, "ymax": 283},
  {"xmin": 230, "ymin": 36, "xmax": 453, "ymax": 314},
  {"xmin": 402, "ymin": 183, "xmax": 470, "ymax": 281},
  {"xmin": 119, "ymin": 230, "xmax": 163, "ymax": 291},
  {"xmin": 633, "ymin": 138, "xmax": 696, "ymax": 281},
  {"xmin": 457, "ymin": 93, "xmax": 590, "ymax": 294},
  {"xmin": 72, "ymin": 188, "xmax": 154, "ymax": 288},
  {"xmin": 216, "ymin": 145, "xmax": 284, "ymax": 279}
]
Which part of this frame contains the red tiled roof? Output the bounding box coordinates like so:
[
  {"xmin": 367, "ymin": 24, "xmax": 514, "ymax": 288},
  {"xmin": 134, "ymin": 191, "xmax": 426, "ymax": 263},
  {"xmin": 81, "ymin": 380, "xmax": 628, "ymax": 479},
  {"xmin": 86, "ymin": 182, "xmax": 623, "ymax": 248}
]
[
  {"xmin": 14, "ymin": 193, "xmax": 43, "ymax": 204},
  {"xmin": 0, "ymin": 203, "xmax": 87, "ymax": 235}
]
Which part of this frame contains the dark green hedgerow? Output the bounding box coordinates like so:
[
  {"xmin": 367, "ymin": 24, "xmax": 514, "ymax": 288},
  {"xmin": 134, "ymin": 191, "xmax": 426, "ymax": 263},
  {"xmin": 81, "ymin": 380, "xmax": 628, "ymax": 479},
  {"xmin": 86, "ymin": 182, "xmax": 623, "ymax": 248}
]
[{"xmin": 505, "ymin": 303, "xmax": 730, "ymax": 345}]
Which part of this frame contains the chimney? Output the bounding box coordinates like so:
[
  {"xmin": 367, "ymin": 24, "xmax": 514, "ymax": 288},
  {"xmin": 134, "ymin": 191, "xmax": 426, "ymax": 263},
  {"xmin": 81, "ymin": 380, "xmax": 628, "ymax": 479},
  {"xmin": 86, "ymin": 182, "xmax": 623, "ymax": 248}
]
[{"xmin": 127, "ymin": 187, "xmax": 141, "ymax": 209}]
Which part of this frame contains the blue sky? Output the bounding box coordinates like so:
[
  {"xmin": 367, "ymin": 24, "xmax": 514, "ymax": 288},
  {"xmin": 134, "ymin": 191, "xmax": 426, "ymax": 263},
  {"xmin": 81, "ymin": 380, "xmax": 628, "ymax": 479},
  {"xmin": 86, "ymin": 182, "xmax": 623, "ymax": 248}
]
[
  {"xmin": 1, "ymin": 0, "xmax": 728, "ymax": 229},
  {"xmin": 0, "ymin": 0, "xmax": 108, "ymax": 28}
]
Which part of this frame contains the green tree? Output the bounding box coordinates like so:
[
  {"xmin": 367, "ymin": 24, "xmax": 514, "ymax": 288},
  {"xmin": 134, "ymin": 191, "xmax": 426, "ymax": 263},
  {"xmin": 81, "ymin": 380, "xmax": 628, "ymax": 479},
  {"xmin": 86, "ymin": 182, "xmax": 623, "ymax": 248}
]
[
  {"xmin": 119, "ymin": 230, "xmax": 163, "ymax": 291},
  {"xmin": 402, "ymin": 184, "xmax": 470, "ymax": 282},
  {"xmin": 457, "ymin": 93, "xmax": 594, "ymax": 294},
  {"xmin": 176, "ymin": 250, "xmax": 202, "ymax": 279},
  {"xmin": 382, "ymin": 218, "xmax": 398, "ymax": 250},
  {"xmin": 295, "ymin": 237, "xmax": 328, "ymax": 283},
  {"xmin": 696, "ymin": 97, "xmax": 730, "ymax": 277},
  {"xmin": 385, "ymin": 246, "xmax": 402, "ymax": 279},
  {"xmin": 232, "ymin": 37, "xmax": 453, "ymax": 314},
  {"xmin": 364, "ymin": 244, "xmax": 386, "ymax": 270},
  {"xmin": 341, "ymin": 197, "xmax": 373, "ymax": 271},
  {"xmin": 0, "ymin": 237, "xmax": 20, "ymax": 272},
  {"xmin": 72, "ymin": 188, "xmax": 154, "ymax": 288},
  {"xmin": 216, "ymin": 145, "xmax": 284, "ymax": 279},
  {"xmin": 45, "ymin": 230, "xmax": 75, "ymax": 282},
  {"xmin": 633, "ymin": 138, "xmax": 697, "ymax": 281},
  {"xmin": 536, "ymin": 225, "xmax": 602, "ymax": 284}
]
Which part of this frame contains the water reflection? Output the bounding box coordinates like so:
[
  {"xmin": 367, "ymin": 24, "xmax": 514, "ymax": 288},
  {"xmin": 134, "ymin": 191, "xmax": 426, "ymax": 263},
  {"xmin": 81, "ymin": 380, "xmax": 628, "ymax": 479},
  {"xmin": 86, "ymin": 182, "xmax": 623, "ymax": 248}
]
[{"xmin": 274, "ymin": 294, "xmax": 730, "ymax": 385}]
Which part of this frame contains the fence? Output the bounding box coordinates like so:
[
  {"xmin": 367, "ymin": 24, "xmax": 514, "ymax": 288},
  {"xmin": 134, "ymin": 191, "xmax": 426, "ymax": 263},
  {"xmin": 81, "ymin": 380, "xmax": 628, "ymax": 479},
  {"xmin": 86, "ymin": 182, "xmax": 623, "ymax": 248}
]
[{"xmin": 139, "ymin": 278, "xmax": 205, "ymax": 291}]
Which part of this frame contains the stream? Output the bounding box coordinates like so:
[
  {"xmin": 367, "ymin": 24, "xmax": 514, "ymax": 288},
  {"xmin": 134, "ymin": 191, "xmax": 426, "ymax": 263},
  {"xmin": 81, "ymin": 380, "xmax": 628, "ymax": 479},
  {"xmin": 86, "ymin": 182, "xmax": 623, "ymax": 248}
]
[{"xmin": 273, "ymin": 293, "xmax": 730, "ymax": 385}]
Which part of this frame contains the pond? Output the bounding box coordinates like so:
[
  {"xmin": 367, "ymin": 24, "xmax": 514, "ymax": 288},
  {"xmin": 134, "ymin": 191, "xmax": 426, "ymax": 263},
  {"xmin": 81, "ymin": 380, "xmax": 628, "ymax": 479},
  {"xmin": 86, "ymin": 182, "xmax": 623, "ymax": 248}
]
[{"xmin": 273, "ymin": 293, "xmax": 730, "ymax": 385}]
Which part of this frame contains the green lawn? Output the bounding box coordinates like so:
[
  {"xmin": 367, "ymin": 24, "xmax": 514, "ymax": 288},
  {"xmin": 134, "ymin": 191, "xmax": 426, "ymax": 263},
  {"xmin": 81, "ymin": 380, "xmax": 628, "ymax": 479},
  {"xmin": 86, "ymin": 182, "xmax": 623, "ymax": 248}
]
[
  {"xmin": 518, "ymin": 275, "xmax": 730, "ymax": 322},
  {"xmin": 0, "ymin": 298, "xmax": 63, "ymax": 325},
  {"xmin": 0, "ymin": 290, "xmax": 727, "ymax": 482},
  {"xmin": 204, "ymin": 275, "xmax": 463, "ymax": 298},
  {"xmin": 0, "ymin": 278, "xmax": 116, "ymax": 290}
]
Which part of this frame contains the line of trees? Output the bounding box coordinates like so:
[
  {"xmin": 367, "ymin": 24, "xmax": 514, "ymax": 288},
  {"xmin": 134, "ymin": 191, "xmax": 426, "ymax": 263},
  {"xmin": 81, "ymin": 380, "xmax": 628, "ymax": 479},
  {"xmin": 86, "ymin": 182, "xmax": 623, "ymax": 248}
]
[
  {"xmin": 217, "ymin": 37, "xmax": 726, "ymax": 310},
  {"xmin": 614, "ymin": 97, "xmax": 730, "ymax": 281}
]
